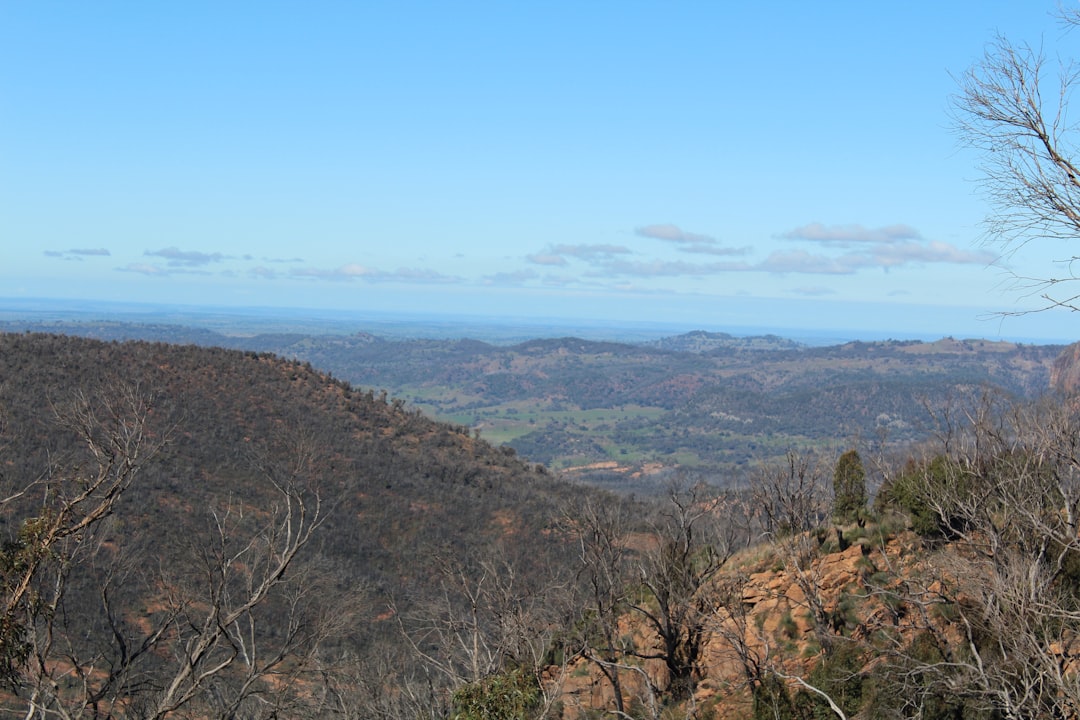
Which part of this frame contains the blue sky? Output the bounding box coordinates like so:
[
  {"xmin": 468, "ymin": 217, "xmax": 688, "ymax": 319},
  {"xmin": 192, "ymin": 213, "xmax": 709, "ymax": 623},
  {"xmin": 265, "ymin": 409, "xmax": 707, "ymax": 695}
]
[{"xmin": 1, "ymin": 2, "xmax": 1075, "ymax": 341}]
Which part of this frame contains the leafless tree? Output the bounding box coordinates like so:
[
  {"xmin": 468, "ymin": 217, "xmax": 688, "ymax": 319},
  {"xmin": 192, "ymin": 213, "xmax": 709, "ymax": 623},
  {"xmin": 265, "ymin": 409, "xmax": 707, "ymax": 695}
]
[
  {"xmin": 560, "ymin": 496, "xmax": 634, "ymax": 715},
  {"xmin": 871, "ymin": 394, "xmax": 1080, "ymax": 718},
  {"xmin": 748, "ymin": 450, "xmax": 832, "ymax": 538},
  {"xmin": 1, "ymin": 389, "xmax": 342, "ymax": 720},
  {"xmin": 953, "ymin": 8, "xmax": 1080, "ymax": 313},
  {"xmin": 700, "ymin": 572, "xmax": 771, "ymax": 711},
  {"xmin": 0, "ymin": 384, "xmax": 165, "ymax": 691},
  {"xmin": 143, "ymin": 463, "xmax": 331, "ymax": 720},
  {"xmin": 396, "ymin": 544, "xmax": 572, "ymax": 718},
  {"xmin": 308, "ymin": 648, "xmax": 449, "ymax": 720},
  {"xmin": 629, "ymin": 482, "xmax": 739, "ymax": 702}
]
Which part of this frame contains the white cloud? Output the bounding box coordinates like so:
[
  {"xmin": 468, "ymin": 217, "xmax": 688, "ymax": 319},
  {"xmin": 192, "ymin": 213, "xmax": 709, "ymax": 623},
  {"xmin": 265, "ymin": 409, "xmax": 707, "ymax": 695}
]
[
  {"xmin": 599, "ymin": 258, "xmax": 747, "ymax": 277},
  {"xmin": 291, "ymin": 264, "xmax": 378, "ymax": 281},
  {"xmin": 483, "ymin": 270, "xmax": 539, "ymax": 285},
  {"xmin": 757, "ymin": 250, "xmax": 856, "ymax": 274},
  {"xmin": 249, "ymin": 266, "xmax": 278, "ymax": 279},
  {"xmin": 635, "ymin": 223, "xmax": 716, "ymax": 244},
  {"xmin": 552, "ymin": 243, "xmax": 632, "ymax": 259},
  {"xmin": 290, "ymin": 264, "xmax": 458, "ymax": 283},
  {"xmin": 677, "ymin": 244, "xmax": 751, "ymax": 257},
  {"xmin": 527, "ymin": 244, "xmax": 632, "ymax": 267},
  {"xmin": 765, "ymin": 222, "xmax": 995, "ymax": 274},
  {"xmin": 756, "ymin": 241, "xmax": 995, "ymax": 275},
  {"xmin": 541, "ymin": 273, "xmax": 580, "ymax": 286},
  {"xmin": 118, "ymin": 262, "xmax": 168, "ymax": 276},
  {"xmin": 145, "ymin": 246, "xmax": 225, "ymax": 267},
  {"xmin": 526, "ymin": 253, "xmax": 569, "ymax": 266},
  {"xmin": 779, "ymin": 222, "xmax": 922, "ymax": 246},
  {"xmin": 45, "ymin": 248, "xmax": 111, "ymax": 260},
  {"xmin": 391, "ymin": 267, "xmax": 458, "ymax": 283},
  {"xmin": 871, "ymin": 240, "xmax": 994, "ymax": 267}
]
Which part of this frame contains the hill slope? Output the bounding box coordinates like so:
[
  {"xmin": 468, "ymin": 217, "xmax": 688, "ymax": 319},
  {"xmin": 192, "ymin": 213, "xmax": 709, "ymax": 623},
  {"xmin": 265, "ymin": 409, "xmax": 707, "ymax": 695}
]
[{"xmin": 0, "ymin": 332, "xmax": 585, "ymax": 718}]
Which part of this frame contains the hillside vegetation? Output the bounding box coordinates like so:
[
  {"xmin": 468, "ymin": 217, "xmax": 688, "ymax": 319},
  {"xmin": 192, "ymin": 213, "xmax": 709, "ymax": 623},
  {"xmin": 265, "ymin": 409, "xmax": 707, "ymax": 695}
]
[
  {"xmin": 0, "ymin": 333, "xmax": 588, "ymax": 718},
  {"xmin": 2, "ymin": 332, "xmax": 1079, "ymax": 719}
]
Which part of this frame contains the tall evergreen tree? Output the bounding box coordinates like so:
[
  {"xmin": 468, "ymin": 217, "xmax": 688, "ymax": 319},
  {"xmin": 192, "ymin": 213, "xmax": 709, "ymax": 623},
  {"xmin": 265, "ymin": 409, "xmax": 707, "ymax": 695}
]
[{"xmin": 833, "ymin": 449, "xmax": 866, "ymax": 525}]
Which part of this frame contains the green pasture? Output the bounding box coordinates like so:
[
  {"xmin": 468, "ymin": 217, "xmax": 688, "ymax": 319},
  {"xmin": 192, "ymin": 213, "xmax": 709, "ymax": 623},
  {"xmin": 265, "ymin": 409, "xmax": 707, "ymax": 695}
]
[
  {"xmin": 415, "ymin": 399, "xmax": 667, "ymax": 443},
  {"xmin": 402, "ymin": 385, "xmax": 845, "ymax": 474}
]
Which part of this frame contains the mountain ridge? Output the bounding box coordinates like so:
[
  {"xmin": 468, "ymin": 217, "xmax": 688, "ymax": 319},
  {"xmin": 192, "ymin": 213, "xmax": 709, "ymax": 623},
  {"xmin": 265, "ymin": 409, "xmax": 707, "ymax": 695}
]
[{"xmin": 0, "ymin": 321, "xmax": 1063, "ymax": 490}]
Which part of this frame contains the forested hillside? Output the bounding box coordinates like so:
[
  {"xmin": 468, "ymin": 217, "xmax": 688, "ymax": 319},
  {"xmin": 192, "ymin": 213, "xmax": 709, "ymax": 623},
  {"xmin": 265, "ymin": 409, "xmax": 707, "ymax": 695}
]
[{"xmin": 0, "ymin": 332, "xmax": 588, "ymax": 718}]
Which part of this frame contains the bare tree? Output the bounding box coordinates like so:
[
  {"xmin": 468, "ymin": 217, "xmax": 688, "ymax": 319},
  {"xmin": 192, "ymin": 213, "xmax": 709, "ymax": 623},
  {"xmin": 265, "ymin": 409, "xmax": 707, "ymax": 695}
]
[
  {"xmin": 396, "ymin": 543, "xmax": 572, "ymax": 719},
  {"xmin": 701, "ymin": 572, "xmax": 773, "ymax": 713},
  {"xmin": 873, "ymin": 394, "xmax": 1080, "ymax": 718},
  {"xmin": 0, "ymin": 384, "xmax": 165, "ymax": 692},
  {"xmin": 321, "ymin": 652, "xmax": 449, "ymax": 720},
  {"xmin": 953, "ymin": 8, "xmax": 1080, "ymax": 312},
  {"xmin": 561, "ymin": 496, "xmax": 634, "ymax": 715},
  {"xmin": 1, "ymin": 391, "xmax": 341, "ymax": 720},
  {"xmin": 143, "ymin": 462, "xmax": 330, "ymax": 720},
  {"xmin": 748, "ymin": 450, "xmax": 831, "ymax": 538},
  {"xmin": 630, "ymin": 482, "xmax": 738, "ymax": 702}
]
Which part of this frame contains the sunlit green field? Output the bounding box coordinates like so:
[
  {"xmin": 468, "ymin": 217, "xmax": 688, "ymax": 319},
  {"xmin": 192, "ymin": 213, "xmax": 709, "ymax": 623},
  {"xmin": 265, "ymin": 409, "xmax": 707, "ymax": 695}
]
[{"xmin": 401, "ymin": 385, "xmax": 833, "ymax": 475}]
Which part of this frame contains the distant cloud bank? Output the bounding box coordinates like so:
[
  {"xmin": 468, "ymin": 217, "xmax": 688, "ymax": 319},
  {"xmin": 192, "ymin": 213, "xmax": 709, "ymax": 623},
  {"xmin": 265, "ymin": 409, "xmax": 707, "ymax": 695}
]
[
  {"xmin": 522, "ymin": 221, "xmax": 996, "ymax": 284},
  {"xmin": 44, "ymin": 248, "xmax": 111, "ymax": 261},
  {"xmin": 289, "ymin": 264, "xmax": 458, "ymax": 284},
  {"xmin": 779, "ymin": 222, "xmax": 922, "ymax": 245},
  {"xmin": 72, "ymin": 220, "xmax": 996, "ymax": 305},
  {"xmin": 770, "ymin": 223, "xmax": 995, "ymax": 274},
  {"xmin": 145, "ymin": 247, "xmax": 225, "ymax": 267},
  {"xmin": 635, "ymin": 224, "xmax": 716, "ymax": 245}
]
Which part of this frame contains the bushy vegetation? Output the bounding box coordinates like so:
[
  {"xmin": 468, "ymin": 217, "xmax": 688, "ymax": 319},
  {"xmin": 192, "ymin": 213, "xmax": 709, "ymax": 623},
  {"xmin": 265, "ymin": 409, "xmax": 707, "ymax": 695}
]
[{"xmin": 451, "ymin": 668, "xmax": 542, "ymax": 720}]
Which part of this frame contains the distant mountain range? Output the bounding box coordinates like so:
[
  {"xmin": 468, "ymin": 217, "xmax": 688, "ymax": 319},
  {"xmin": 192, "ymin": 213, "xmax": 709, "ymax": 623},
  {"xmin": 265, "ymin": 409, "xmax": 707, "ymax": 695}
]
[{"xmin": 0, "ymin": 319, "xmax": 1065, "ymax": 491}]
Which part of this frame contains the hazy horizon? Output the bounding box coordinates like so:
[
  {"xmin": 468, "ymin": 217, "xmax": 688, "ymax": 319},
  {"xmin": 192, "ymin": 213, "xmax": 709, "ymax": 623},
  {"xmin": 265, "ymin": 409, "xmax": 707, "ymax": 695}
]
[{"xmin": 0, "ymin": 295, "xmax": 1071, "ymax": 347}]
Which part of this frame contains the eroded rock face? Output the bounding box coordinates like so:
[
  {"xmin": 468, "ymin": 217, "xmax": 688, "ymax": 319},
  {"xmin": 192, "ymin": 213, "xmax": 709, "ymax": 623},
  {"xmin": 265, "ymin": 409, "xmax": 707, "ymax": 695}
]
[{"xmin": 1051, "ymin": 342, "xmax": 1080, "ymax": 397}]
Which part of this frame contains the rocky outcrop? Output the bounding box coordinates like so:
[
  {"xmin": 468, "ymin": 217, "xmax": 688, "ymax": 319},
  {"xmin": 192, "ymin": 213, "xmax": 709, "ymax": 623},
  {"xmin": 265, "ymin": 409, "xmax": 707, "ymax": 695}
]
[
  {"xmin": 554, "ymin": 529, "xmax": 929, "ymax": 718},
  {"xmin": 1051, "ymin": 341, "xmax": 1080, "ymax": 396}
]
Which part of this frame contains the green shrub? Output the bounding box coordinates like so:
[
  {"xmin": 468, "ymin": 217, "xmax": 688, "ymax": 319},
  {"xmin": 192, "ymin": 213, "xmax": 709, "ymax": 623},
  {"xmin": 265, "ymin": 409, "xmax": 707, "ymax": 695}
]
[
  {"xmin": 752, "ymin": 674, "xmax": 797, "ymax": 720},
  {"xmin": 799, "ymin": 641, "xmax": 865, "ymax": 719},
  {"xmin": 451, "ymin": 667, "xmax": 541, "ymax": 720},
  {"xmin": 780, "ymin": 611, "xmax": 799, "ymax": 639},
  {"xmin": 883, "ymin": 455, "xmax": 970, "ymax": 538}
]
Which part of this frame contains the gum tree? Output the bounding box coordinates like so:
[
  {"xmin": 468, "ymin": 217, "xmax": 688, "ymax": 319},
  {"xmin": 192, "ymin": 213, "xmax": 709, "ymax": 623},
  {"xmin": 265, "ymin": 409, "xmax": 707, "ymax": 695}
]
[{"xmin": 953, "ymin": 7, "xmax": 1080, "ymax": 312}]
